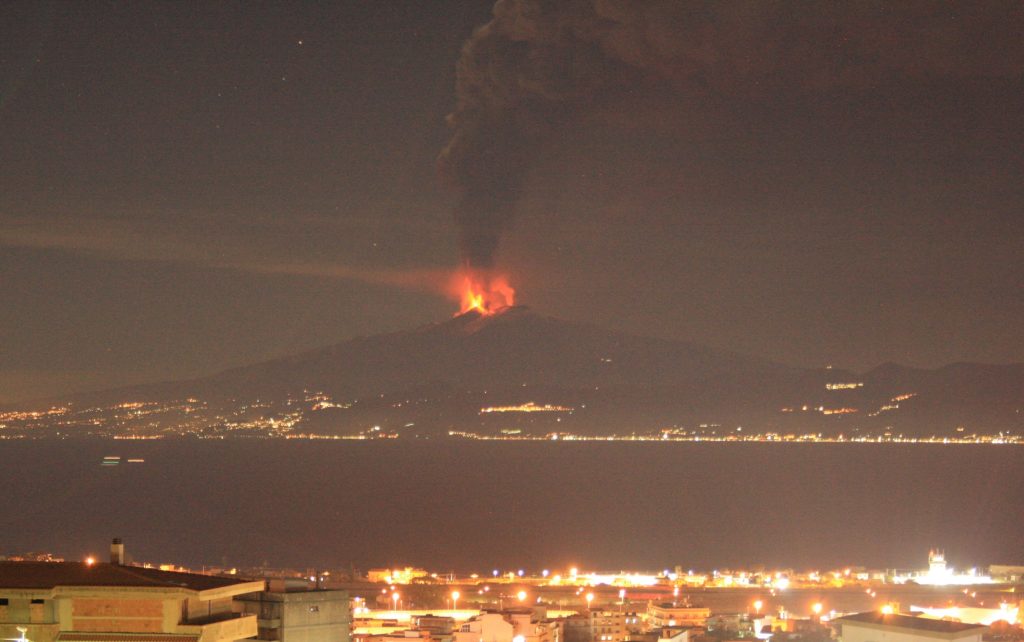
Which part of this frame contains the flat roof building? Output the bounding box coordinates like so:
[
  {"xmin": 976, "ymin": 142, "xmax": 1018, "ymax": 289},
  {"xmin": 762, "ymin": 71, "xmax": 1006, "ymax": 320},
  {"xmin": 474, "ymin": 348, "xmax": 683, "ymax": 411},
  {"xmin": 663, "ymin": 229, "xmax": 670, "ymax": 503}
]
[
  {"xmin": 563, "ymin": 611, "xmax": 627, "ymax": 642},
  {"xmin": 237, "ymin": 589, "xmax": 350, "ymax": 642},
  {"xmin": 645, "ymin": 605, "xmax": 708, "ymax": 630},
  {"xmin": 835, "ymin": 611, "xmax": 987, "ymax": 642},
  {"xmin": 453, "ymin": 609, "xmax": 560, "ymax": 642}
]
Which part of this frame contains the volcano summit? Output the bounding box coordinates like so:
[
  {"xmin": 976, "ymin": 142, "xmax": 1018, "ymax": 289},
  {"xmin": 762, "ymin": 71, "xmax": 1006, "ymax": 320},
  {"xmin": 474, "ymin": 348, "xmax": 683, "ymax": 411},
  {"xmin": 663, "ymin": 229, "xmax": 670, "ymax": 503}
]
[{"xmin": 5, "ymin": 307, "xmax": 1022, "ymax": 441}]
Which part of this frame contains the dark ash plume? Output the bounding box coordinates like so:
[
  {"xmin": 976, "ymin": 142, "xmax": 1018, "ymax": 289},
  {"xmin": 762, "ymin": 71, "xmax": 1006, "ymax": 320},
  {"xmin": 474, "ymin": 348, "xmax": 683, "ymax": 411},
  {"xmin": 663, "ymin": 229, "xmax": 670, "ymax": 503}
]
[{"xmin": 439, "ymin": 0, "xmax": 1024, "ymax": 269}]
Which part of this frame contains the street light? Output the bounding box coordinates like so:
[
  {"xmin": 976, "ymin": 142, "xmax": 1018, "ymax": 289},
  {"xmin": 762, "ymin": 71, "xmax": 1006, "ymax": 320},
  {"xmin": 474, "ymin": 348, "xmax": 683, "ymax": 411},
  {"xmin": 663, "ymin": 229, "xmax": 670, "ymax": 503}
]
[
  {"xmin": 753, "ymin": 600, "xmax": 763, "ymax": 615},
  {"xmin": 392, "ymin": 591, "xmax": 400, "ymax": 612},
  {"xmin": 517, "ymin": 590, "xmax": 527, "ymax": 603},
  {"xmin": 812, "ymin": 603, "xmax": 823, "ymax": 618},
  {"xmin": 586, "ymin": 593, "xmax": 594, "ymax": 610},
  {"xmin": 452, "ymin": 590, "xmax": 460, "ymax": 611}
]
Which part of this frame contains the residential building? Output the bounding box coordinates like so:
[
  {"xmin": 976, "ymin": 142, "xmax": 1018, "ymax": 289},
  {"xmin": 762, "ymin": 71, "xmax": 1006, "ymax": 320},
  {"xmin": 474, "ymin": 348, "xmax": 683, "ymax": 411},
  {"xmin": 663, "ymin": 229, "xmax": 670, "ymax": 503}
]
[
  {"xmin": 0, "ymin": 557, "xmax": 262, "ymax": 642},
  {"xmin": 834, "ymin": 611, "xmax": 986, "ymax": 642},
  {"xmin": 357, "ymin": 631, "xmax": 432, "ymax": 642},
  {"xmin": 628, "ymin": 629, "xmax": 689, "ymax": 642},
  {"xmin": 645, "ymin": 605, "xmax": 708, "ymax": 629},
  {"xmin": 453, "ymin": 609, "xmax": 560, "ymax": 642},
  {"xmin": 237, "ymin": 589, "xmax": 350, "ymax": 642},
  {"xmin": 453, "ymin": 613, "xmax": 512, "ymax": 642},
  {"xmin": 656, "ymin": 629, "xmax": 689, "ymax": 642},
  {"xmin": 412, "ymin": 616, "xmax": 455, "ymax": 637},
  {"xmin": 562, "ymin": 611, "xmax": 626, "ymax": 642}
]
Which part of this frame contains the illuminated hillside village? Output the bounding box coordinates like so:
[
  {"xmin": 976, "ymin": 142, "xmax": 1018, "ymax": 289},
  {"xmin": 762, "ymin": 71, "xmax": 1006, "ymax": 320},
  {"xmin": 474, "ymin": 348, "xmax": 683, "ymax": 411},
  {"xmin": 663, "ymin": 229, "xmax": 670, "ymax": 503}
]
[{"xmin": 0, "ymin": 391, "xmax": 1018, "ymax": 443}]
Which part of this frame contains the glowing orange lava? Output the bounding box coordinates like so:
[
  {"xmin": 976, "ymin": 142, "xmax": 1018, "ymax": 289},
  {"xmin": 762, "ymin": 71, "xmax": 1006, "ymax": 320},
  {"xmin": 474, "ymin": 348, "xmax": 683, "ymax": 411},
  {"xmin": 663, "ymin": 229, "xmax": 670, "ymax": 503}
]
[{"xmin": 453, "ymin": 271, "xmax": 515, "ymax": 315}]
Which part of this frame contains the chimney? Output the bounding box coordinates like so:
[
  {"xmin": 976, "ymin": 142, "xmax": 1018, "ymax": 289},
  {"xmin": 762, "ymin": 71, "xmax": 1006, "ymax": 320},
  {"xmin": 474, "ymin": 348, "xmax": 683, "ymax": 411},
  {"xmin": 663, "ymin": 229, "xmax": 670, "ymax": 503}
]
[{"xmin": 110, "ymin": 538, "xmax": 125, "ymax": 565}]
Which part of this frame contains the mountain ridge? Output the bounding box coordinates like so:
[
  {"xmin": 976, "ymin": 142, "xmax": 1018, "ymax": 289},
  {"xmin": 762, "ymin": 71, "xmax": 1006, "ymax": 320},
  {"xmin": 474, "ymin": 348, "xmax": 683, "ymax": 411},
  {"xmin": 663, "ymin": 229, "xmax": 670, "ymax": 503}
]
[{"xmin": 4, "ymin": 307, "xmax": 1021, "ymax": 439}]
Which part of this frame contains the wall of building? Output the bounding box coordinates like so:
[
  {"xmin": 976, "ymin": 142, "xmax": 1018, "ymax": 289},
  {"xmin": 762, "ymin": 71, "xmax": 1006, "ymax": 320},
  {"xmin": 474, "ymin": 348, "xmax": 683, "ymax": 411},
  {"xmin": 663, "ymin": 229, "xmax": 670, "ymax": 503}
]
[
  {"xmin": 840, "ymin": 623, "xmax": 983, "ymax": 642},
  {"xmin": 646, "ymin": 606, "xmax": 709, "ymax": 629},
  {"xmin": 563, "ymin": 611, "xmax": 628, "ymax": 642},
  {"xmin": 71, "ymin": 597, "xmax": 165, "ymax": 632},
  {"xmin": 185, "ymin": 596, "xmax": 236, "ymax": 622},
  {"xmin": 238, "ymin": 590, "xmax": 350, "ymax": 642},
  {"xmin": 454, "ymin": 613, "xmax": 514, "ymax": 642},
  {"xmin": 0, "ymin": 598, "xmax": 56, "ymax": 625},
  {"xmin": 1, "ymin": 598, "xmax": 57, "ymax": 642}
]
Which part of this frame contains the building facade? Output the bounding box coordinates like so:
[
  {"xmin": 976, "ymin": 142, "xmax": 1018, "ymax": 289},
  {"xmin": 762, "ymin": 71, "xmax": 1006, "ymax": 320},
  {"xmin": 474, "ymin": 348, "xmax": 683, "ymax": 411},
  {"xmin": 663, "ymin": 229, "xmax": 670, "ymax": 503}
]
[
  {"xmin": 453, "ymin": 609, "xmax": 560, "ymax": 642},
  {"xmin": 645, "ymin": 605, "xmax": 708, "ymax": 630},
  {"xmin": 563, "ymin": 611, "xmax": 627, "ymax": 642},
  {"xmin": 835, "ymin": 611, "xmax": 986, "ymax": 642},
  {"xmin": 0, "ymin": 560, "xmax": 262, "ymax": 642},
  {"xmin": 237, "ymin": 589, "xmax": 350, "ymax": 642}
]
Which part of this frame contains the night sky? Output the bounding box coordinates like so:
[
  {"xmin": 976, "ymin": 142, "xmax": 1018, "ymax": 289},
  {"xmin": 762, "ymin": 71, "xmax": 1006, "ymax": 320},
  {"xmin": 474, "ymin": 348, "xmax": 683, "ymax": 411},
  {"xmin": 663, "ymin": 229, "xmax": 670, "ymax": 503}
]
[{"xmin": 2, "ymin": 1, "xmax": 1022, "ymax": 403}]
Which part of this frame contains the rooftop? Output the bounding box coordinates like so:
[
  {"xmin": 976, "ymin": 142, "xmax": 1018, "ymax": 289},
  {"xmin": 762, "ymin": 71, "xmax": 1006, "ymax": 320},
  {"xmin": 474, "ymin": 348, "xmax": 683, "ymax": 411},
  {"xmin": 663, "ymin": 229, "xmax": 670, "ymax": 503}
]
[
  {"xmin": 58, "ymin": 635, "xmax": 199, "ymax": 642},
  {"xmin": 0, "ymin": 561, "xmax": 255, "ymax": 592},
  {"xmin": 836, "ymin": 611, "xmax": 987, "ymax": 634}
]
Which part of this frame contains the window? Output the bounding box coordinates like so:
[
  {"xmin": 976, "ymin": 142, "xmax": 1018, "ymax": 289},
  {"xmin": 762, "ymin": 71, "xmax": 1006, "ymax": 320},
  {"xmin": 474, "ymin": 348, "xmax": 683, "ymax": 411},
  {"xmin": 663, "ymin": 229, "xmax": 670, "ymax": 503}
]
[
  {"xmin": 31, "ymin": 599, "xmax": 45, "ymax": 604},
  {"xmin": 309, "ymin": 606, "xmax": 320, "ymax": 613}
]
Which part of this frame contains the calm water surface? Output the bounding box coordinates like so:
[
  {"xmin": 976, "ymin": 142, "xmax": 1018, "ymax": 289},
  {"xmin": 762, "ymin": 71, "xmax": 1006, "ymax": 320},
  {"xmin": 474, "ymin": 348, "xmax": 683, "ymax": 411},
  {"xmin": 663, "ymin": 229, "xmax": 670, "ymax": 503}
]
[{"xmin": 2, "ymin": 440, "xmax": 1021, "ymax": 571}]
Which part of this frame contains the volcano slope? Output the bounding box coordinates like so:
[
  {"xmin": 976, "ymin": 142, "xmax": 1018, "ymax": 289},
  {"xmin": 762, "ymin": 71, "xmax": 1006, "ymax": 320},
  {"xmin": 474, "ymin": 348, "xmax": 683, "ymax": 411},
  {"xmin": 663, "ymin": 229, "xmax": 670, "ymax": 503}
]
[{"xmin": 19, "ymin": 306, "xmax": 1024, "ymax": 439}]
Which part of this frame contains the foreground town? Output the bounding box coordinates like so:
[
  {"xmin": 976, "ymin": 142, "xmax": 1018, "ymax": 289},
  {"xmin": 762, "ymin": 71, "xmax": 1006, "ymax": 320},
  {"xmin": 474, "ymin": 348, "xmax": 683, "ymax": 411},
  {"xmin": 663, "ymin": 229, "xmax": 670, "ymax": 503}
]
[{"xmin": 3, "ymin": 544, "xmax": 1022, "ymax": 642}]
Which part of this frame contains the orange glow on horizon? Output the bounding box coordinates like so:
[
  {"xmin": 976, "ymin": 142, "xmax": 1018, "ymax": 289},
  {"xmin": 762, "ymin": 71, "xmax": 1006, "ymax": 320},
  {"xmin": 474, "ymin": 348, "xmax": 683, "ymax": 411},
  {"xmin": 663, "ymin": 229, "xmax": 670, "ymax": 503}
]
[{"xmin": 453, "ymin": 270, "xmax": 515, "ymax": 315}]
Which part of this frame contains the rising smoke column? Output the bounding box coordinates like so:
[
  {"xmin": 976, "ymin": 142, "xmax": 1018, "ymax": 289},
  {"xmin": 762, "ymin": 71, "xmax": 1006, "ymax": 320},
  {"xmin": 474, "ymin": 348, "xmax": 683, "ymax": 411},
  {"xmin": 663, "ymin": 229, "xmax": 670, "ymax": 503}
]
[
  {"xmin": 438, "ymin": 0, "xmax": 1024, "ymax": 270},
  {"xmin": 437, "ymin": 0, "xmax": 626, "ymax": 270}
]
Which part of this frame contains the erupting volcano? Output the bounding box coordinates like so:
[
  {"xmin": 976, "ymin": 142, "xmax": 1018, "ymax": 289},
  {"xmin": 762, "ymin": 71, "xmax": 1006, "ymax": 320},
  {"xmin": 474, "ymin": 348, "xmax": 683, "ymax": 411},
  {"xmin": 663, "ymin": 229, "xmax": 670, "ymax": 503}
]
[{"xmin": 453, "ymin": 270, "xmax": 515, "ymax": 316}]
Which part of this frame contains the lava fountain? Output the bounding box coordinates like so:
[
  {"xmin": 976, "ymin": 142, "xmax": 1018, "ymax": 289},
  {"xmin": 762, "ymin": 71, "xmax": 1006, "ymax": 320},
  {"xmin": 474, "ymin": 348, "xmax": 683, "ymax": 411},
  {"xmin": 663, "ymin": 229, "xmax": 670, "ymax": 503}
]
[{"xmin": 451, "ymin": 269, "xmax": 515, "ymax": 316}]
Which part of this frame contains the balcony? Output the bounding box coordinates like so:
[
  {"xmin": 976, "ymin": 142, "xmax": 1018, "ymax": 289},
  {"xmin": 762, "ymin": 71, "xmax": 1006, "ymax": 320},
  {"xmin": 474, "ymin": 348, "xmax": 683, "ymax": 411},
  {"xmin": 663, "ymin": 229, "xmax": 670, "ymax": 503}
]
[{"xmin": 178, "ymin": 613, "xmax": 256, "ymax": 642}]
